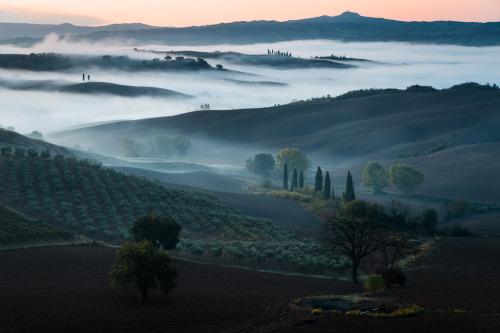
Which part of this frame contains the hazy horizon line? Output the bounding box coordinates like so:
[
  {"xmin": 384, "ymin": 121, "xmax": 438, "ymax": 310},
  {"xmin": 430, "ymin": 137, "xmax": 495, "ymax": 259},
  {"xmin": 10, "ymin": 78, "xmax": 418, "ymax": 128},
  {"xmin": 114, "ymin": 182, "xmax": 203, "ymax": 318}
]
[{"xmin": 1, "ymin": 10, "xmax": 499, "ymax": 29}]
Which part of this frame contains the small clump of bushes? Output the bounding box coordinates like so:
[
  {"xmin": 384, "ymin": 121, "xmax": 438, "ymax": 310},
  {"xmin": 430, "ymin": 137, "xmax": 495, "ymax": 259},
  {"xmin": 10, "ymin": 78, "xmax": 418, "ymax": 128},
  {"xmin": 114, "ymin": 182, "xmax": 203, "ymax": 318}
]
[{"xmin": 293, "ymin": 295, "xmax": 424, "ymax": 318}]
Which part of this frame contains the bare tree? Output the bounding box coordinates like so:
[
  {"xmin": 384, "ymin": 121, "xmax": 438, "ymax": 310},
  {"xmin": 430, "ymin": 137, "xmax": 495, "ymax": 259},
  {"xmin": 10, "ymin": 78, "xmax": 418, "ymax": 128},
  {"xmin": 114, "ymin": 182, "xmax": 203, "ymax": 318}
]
[
  {"xmin": 322, "ymin": 200, "xmax": 383, "ymax": 283},
  {"xmin": 376, "ymin": 232, "xmax": 415, "ymax": 271}
]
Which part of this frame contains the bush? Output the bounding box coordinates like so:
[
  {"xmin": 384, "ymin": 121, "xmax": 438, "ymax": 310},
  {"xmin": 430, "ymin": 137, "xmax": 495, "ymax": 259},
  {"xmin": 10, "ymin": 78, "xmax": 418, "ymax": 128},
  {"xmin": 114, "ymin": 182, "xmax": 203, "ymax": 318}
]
[
  {"xmin": 419, "ymin": 207, "xmax": 438, "ymax": 235},
  {"xmin": 311, "ymin": 308, "xmax": 323, "ymax": 315},
  {"xmin": 378, "ymin": 268, "xmax": 407, "ymax": 287},
  {"xmin": 451, "ymin": 225, "xmax": 474, "ymax": 237},
  {"xmin": 258, "ymin": 178, "xmax": 273, "ymax": 189},
  {"xmin": 364, "ymin": 274, "xmax": 385, "ymax": 294}
]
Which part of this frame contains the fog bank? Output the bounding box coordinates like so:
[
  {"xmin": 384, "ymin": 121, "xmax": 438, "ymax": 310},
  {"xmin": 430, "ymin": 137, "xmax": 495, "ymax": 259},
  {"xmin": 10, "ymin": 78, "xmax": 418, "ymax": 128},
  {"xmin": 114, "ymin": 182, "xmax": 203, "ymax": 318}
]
[{"xmin": 1, "ymin": 38, "xmax": 499, "ymax": 135}]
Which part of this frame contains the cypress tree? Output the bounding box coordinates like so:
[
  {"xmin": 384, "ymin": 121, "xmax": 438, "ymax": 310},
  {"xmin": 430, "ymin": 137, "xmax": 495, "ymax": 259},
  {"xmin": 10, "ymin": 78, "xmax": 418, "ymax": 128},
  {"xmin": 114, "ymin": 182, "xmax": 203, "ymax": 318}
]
[
  {"xmin": 314, "ymin": 166, "xmax": 323, "ymax": 192},
  {"xmin": 324, "ymin": 171, "xmax": 331, "ymax": 200},
  {"xmin": 283, "ymin": 163, "xmax": 288, "ymax": 190},
  {"xmin": 345, "ymin": 171, "xmax": 355, "ymax": 202},
  {"xmin": 291, "ymin": 168, "xmax": 298, "ymax": 191},
  {"xmin": 299, "ymin": 171, "xmax": 304, "ymax": 189}
]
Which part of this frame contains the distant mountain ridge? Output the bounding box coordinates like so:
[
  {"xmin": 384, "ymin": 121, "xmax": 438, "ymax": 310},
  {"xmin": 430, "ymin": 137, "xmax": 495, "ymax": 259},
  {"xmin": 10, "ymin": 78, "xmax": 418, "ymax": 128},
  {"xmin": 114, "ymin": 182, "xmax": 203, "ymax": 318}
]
[
  {"xmin": 1, "ymin": 11, "xmax": 499, "ymax": 46},
  {"xmin": 0, "ymin": 22, "xmax": 158, "ymax": 40}
]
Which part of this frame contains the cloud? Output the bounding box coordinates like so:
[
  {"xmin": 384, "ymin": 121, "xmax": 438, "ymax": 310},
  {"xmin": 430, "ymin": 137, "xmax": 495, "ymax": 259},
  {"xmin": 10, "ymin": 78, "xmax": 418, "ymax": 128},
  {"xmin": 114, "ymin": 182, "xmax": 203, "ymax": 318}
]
[{"xmin": 0, "ymin": 6, "xmax": 105, "ymax": 25}]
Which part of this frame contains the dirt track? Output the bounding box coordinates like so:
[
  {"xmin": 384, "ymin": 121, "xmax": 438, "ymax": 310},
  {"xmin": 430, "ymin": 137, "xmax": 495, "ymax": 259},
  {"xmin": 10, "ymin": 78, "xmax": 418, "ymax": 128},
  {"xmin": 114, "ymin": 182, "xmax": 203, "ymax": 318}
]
[{"xmin": 1, "ymin": 238, "xmax": 499, "ymax": 332}]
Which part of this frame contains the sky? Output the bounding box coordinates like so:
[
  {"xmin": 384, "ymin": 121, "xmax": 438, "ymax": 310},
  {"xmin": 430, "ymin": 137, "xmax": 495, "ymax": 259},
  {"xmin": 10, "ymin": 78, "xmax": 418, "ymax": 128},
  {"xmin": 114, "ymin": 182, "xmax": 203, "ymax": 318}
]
[{"xmin": 0, "ymin": 0, "xmax": 499, "ymax": 26}]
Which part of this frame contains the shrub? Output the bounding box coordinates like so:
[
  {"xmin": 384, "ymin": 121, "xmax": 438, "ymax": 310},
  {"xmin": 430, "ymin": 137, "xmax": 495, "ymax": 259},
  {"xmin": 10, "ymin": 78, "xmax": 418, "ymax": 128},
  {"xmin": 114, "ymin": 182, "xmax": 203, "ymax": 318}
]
[
  {"xmin": 451, "ymin": 225, "xmax": 474, "ymax": 237},
  {"xmin": 345, "ymin": 310, "xmax": 362, "ymax": 317},
  {"xmin": 418, "ymin": 207, "xmax": 438, "ymax": 235},
  {"xmin": 258, "ymin": 178, "xmax": 273, "ymax": 189},
  {"xmin": 311, "ymin": 308, "xmax": 323, "ymax": 315},
  {"xmin": 388, "ymin": 304, "xmax": 424, "ymax": 317},
  {"xmin": 378, "ymin": 268, "xmax": 407, "ymax": 287},
  {"xmin": 364, "ymin": 275, "xmax": 385, "ymax": 294}
]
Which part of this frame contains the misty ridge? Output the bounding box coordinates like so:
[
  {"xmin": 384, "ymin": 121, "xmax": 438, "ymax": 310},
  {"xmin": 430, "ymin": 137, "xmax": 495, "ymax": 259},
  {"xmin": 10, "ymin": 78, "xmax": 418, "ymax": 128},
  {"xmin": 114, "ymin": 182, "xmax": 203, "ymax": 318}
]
[
  {"xmin": 1, "ymin": 35, "xmax": 499, "ymax": 135},
  {"xmin": 0, "ymin": 12, "xmax": 499, "ymax": 209}
]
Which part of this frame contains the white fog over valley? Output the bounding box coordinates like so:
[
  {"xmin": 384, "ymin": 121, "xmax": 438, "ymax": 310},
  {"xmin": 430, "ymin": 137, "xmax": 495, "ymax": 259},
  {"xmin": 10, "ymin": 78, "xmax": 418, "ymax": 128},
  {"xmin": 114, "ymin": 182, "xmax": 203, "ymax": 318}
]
[{"xmin": 1, "ymin": 36, "xmax": 499, "ymax": 136}]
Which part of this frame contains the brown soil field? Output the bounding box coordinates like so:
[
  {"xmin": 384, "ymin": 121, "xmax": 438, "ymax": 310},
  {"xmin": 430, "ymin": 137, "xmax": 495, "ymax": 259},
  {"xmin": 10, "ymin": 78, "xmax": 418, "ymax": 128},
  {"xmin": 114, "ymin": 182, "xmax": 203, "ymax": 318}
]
[{"xmin": 1, "ymin": 238, "xmax": 499, "ymax": 332}]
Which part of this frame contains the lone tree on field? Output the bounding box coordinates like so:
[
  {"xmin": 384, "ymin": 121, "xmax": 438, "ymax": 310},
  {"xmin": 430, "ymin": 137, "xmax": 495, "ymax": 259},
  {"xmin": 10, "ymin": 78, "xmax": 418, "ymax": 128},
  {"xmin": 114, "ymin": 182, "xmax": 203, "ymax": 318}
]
[
  {"xmin": 344, "ymin": 171, "xmax": 355, "ymax": 202},
  {"xmin": 389, "ymin": 164, "xmax": 424, "ymax": 195},
  {"xmin": 246, "ymin": 153, "xmax": 275, "ymax": 177},
  {"xmin": 299, "ymin": 170, "xmax": 304, "ymax": 189},
  {"xmin": 291, "ymin": 168, "xmax": 298, "ymax": 191},
  {"xmin": 314, "ymin": 166, "xmax": 323, "ymax": 193},
  {"xmin": 322, "ymin": 200, "xmax": 383, "ymax": 283},
  {"xmin": 324, "ymin": 171, "xmax": 331, "ymax": 200},
  {"xmin": 362, "ymin": 162, "xmax": 389, "ymax": 193},
  {"xmin": 283, "ymin": 163, "xmax": 288, "ymax": 190},
  {"xmin": 129, "ymin": 215, "xmax": 181, "ymax": 250},
  {"xmin": 109, "ymin": 240, "xmax": 178, "ymax": 302}
]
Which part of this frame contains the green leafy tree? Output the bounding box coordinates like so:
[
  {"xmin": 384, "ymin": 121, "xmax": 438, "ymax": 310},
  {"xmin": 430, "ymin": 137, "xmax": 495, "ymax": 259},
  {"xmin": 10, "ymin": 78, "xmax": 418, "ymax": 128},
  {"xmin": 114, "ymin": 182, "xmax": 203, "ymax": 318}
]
[
  {"xmin": 129, "ymin": 215, "xmax": 181, "ymax": 250},
  {"xmin": 417, "ymin": 207, "xmax": 438, "ymax": 235},
  {"xmin": 322, "ymin": 200, "xmax": 383, "ymax": 283},
  {"xmin": 283, "ymin": 163, "xmax": 288, "ymax": 190},
  {"xmin": 324, "ymin": 171, "xmax": 331, "ymax": 200},
  {"xmin": 364, "ymin": 274, "xmax": 384, "ymax": 294},
  {"xmin": 1, "ymin": 147, "xmax": 12, "ymax": 155},
  {"xmin": 246, "ymin": 153, "xmax": 275, "ymax": 177},
  {"xmin": 299, "ymin": 171, "xmax": 304, "ymax": 189},
  {"xmin": 25, "ymin": 130, "xmax": 44, "ymax": 140},
  {"xmin": 172, "ymin": 136, "xmax": 191, "ymax": 157},
  {"xmin": 149, "ymin": 135, "xmax": 173, "ymax": 157},
  {"xmin": 291, "ymin": 168, "xmax": 298, "ymax": 191},
  {"xmin": 120, "ymin": 137, "xmax": 141, "ymax": 157},
  {"xmin": 109, "ymin": 240, "xmax": 177, "ymax": 302},
  {"xmin": 26, "ymin": 148, "xmax": 38, "ymax": 157},
  {"xmin": 40, "ymin": 149, "xmax": 51, "ymax": 158},
  {"xmin": 362, "ymin": 162, "xmax": 389, "ymax": 193},
  {"xmin": 389, "ymin": 164, "xmax": 424, "ymax": 195},
  {"xmin": 275, "ymin": 149, "xmax": 309, "ymax": 174},
  {"xmin": 345, "ymin": 171, "xmax": 355, "ymax": 202}
]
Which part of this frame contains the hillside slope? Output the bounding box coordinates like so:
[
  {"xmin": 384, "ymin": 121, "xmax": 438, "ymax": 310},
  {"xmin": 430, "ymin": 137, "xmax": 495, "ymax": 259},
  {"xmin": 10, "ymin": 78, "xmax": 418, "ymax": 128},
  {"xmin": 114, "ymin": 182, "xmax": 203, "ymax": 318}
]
[
  {"xmin": 0, "ymin": 129, "xmax": 75, "ymax": 157},
  {"xmin": 0, "ymin": 152, "xmax": 288, "ymax": 242},
  {"xmin": 51, "ymin": 88, "xmax": 500, "ymax": 166},
  {"xmin": 331, "ymin": 142, "xmax": 500, "ymax": 205},
  {"xmin": 0, "ymin": 204, "xmax": 72, "ymax": 243}
]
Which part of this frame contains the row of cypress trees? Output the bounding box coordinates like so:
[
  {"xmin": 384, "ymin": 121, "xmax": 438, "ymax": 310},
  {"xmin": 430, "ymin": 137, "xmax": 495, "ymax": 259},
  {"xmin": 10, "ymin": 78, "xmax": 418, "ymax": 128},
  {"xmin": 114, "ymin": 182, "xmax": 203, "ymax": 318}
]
[
  {"xmin": 282, "ymin": 164, "xmax": 355, "ymax": 202},
  {"xmin": 282, "ymin": 164, "xmax": 305, "ymax": 191}
]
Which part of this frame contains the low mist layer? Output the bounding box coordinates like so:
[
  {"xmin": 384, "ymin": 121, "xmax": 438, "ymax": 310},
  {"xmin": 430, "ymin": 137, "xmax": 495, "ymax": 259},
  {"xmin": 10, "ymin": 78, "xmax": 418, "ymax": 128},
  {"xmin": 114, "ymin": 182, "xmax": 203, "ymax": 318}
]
[{"xmin": 0, "ymin": 39, "xmax": 499, "ymax": 136}]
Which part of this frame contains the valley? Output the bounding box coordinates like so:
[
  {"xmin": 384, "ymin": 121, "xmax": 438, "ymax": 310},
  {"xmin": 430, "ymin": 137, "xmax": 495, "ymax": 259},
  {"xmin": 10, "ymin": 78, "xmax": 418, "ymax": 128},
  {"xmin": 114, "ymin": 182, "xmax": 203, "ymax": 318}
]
[{"xmin": 1, "ymin": 8, "xmax": 499, "ymax": 332}]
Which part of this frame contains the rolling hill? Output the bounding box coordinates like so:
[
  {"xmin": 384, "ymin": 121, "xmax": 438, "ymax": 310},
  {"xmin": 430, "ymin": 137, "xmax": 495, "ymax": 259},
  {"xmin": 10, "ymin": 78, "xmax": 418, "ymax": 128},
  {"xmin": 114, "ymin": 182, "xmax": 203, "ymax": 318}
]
[{"xmin": 50, "ymin": 84, "xmax": 500, "ymax": 166}]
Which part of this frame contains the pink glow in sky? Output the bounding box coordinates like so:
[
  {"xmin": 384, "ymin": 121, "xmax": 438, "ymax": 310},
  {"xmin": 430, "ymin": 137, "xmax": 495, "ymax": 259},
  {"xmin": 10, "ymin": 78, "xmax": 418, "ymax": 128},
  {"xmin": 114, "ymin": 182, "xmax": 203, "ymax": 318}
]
[{"xmin": 1, "ymin": 0, "xmax": 499, "ymax": 26}]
